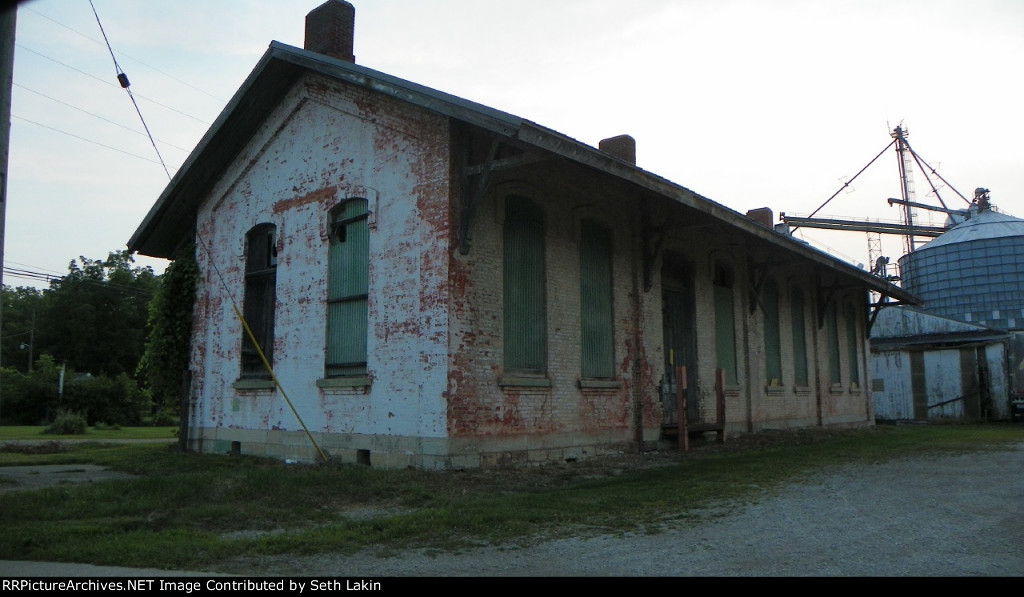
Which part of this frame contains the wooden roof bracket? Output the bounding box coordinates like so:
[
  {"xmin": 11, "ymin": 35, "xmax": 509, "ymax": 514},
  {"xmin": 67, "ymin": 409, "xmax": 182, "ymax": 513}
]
[
  {"xmin": 748, "ymin": 256, "xmax": 771, "ymax": 314},
  {"xmin": 458, "ymin": 137, "xmax": 548, "ymax": 254},
  {"xmin": 642, "ymin": 199, "xmax": 681, "ymax": 293},
  {"xmin": 816, "ymin": 272, "xmax": 837, "ymax": 329},
  {"xmin": 642, "ymin": 201, "xmax": 663, "ymax": 292},
  {"xmin": 458, "ymin": 138, "xmax": 500, "ymax": 255}
]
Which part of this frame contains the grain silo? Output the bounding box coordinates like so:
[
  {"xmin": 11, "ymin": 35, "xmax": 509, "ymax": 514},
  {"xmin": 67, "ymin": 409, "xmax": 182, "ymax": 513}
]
[{"xmin": 898, "ymin": 192, "xmax": 1024, "ymax": 331}]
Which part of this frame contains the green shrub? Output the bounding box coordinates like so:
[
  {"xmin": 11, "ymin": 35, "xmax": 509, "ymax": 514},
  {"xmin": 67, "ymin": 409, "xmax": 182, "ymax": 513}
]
[
  {"xmin": 43, "ymin": 411, "xmax": 88, "ymax": 435},
  {"xmin": 145, "ymin": 409, "xmax": 179, "ymax": 427},
  {"xmin": 62, "ymin": 373, "xmax": 150, "ymax": 426},
  {"xmin": 0, "ymin": 356, "xmax": 62, "ymax": 425}
]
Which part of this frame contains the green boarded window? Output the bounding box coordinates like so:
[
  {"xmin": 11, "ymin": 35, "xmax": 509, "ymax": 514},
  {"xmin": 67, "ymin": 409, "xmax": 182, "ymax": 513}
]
[
  {"xmin": 241, "ymin": 223, "xmax": 276, "ymax": 379},
  {"xmin": 503, "ymin": 196, "xmax": 546, "ymax": 373},
  {"xmin": 846, "ymin": 302, "xmax": 860, "ymax": 385},
  {"xmin": 763, "ymin": 278, "xmax": 782, "ymax": 385},
  {"xmin": 580, "ymin": 220, "xmax": 614, "ymax": 379},
  {"xmin": 790, "ymin": 286, "xmax": 809, "ymax": 386},
  {"xmin": 827, "ymin": 302, "xmax": 841, "ymax": 385},
  {"xmin": 713, "ymin": 263, "xmax": 738, "ymax": 385},
  {"xmin": 326, "ymin": 199, "xmax": 369, "ymax": 378}
]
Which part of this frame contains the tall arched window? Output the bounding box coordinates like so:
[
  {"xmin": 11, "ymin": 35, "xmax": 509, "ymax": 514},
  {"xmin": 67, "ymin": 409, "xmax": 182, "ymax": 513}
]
[
  {"xmin": 790, "ymin": 286, "xmax": 809, "ymax": 387},
  {"xmin": 503, "ymin": 196, "xmax": 546, "ymax": 374},
  {"xmin": 326, "ymin": 199, "xmax": 369, "ymax": 378},
  {"xmin": 826, "ymin": 302, "xmax": 841, "ymax": 386},
  {"xmin": 845, "ymin": 302, "xmax": 861, "ymax": 386},
  {"xmin": 763, "ymin": 278, "xmax": 782, "ymax": 386},
  {"xmin": 241, "ymin": 223, "xmax": 277, "ymax": 379},
  {"xmin": 580, "ymin": 219, "xmax": 614, "ymax": 379}
]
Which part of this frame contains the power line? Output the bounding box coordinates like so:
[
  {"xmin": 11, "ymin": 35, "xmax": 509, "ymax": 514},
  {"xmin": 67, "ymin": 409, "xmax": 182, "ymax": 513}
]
[
  {"xmin": 4, "ymin": 260, "xmax": 66, "ymax": 277},
  {"xmin": 3, "ymin": 266, "xmax": 58, "ymax": 283},
  {"xmin": 12, "ymin": 114, "xmax": 176, "ymax": 169},
  {"xmin": 14, "ymin": 83, "xmax": 190, "ymax": 153},
  {"xmin": 2, "ymin": 264, "xmax": 157, "ymax": 298},
  {"xmin": 23, "ymin": 6, "xmax": 227, "ymax": 103},
  {"xmin": 15, "ymin": 44, "xmax": 211, "ymax": 125},
  {"xmin": 89, "ymin": 0, "xmax": 170, "ymax": 179}
]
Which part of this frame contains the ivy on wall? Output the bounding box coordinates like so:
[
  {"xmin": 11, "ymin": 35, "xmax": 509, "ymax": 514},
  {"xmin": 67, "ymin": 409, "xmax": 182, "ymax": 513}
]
[{"xmin": 138, "ymin": 244, "xmax": 198, "ymax": 413}]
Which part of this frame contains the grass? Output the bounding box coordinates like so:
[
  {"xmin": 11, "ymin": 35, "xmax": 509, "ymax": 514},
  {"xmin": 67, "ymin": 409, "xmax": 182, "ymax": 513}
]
[
  {"xmin": 0, "ymin": 423, "xmax": 1021, "ymax": 572},
  {"xmin": 0, "ymin": 425, "xmax": 178, "ymax": 441}
]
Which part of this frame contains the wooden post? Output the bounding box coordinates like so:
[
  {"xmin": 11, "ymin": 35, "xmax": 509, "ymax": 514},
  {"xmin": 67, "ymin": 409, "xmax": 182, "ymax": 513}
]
[
  {"xmin": 675, "ymin": 365, "xmax": 688, "ymax": 451},
  {"xmin": 715, "ymin": 368, "xmax": 727, "ymax": 444}
]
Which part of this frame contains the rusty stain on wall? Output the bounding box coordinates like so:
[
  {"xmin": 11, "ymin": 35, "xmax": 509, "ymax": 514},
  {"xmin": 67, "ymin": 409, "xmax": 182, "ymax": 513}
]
[
  {"xmin": 272, "ymin": 185, "xmax": 337, "ymax": 214},
  {"xmin": 175, "ymin": 49, "xmax": 881, "ymax": 469}
]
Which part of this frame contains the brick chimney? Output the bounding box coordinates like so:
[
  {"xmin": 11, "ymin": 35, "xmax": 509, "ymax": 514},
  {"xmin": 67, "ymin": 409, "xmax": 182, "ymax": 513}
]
[
  {"xmin": 305, "ymin": 0, "xmax": 356, "ymax": 63},
  {"xmin": 746, "ymin": 207, "xmax": 774, "ymax": 228},
  {"xmin": 599, "ymin": 135, "xmax": 636, "ymax": 165}
]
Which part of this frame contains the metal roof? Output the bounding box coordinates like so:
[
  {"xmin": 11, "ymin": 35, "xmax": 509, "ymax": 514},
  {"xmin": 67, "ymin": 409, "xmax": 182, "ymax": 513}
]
[
  {"xmin": 914, "ymin": 207, "xmax": 1024, "ymax": 251},
  {"xmin": 127, "ymin": 41, "xmax": 917, "ymax": 304}
]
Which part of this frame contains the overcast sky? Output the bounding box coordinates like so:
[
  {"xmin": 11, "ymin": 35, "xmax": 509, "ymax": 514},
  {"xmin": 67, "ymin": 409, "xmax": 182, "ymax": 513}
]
[{"xmin": 5, "ymin": 0, "xmax": 1023, "ymax": 289}]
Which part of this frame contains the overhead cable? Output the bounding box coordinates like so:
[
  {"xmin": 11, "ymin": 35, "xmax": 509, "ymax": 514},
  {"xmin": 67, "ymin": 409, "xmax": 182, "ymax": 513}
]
[
  {"xmin": 89, "ymin": 0, "xmax": 171, "ymax": 179},
  {"xmin": 16, "ymin": 44, "xmax": 210, "ymax": 125},
  {"xmin": 14, "ymin": 83, "xmax": 190, "ymax": 153},
  {"xmin": 25, "ymin": 6, "xmax": 226, "ymax": 103},
  {"xmin": 12, "ymin": 115, "xmax": 175, "ymax": 168},
  {"xmin": 805, "ymin": 139, "xmax": 897, "ymax": 222}
]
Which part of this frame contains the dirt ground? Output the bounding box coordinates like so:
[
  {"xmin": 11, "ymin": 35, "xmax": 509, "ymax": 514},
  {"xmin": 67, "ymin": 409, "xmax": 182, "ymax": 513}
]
[
  {"xmin": 221, "ymin": 433, "xmax": 1024, "ymax": 577},
  {"xmin": 0, "ymin": 431, "xmax": 785, "ymax": 495},
  {"xmin": 3, "ymin": 429, "xmax": 1022, "ymax": 577},
  {"xmin": 0, "ymin": 439, "xmax": 174, "ymax": 495}
]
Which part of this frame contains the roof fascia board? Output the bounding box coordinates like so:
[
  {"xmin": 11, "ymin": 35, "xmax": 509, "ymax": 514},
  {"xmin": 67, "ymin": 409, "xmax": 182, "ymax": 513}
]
[{"xmin": 129, "ymin": 47, "xmax": 298, "ymax": 255}]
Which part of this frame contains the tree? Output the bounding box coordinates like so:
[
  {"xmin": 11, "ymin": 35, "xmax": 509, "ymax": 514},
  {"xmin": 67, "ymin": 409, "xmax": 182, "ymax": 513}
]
[
  {"xmin": 139, "ymin": 244, "xmax": 198, "ymax": 414},
  {"xmin": 35, "ymin": 251, "xmax": 158, "ymax": 377},
  {"xmin": 1, "ymin": 251, "xmax": 163, "ymax": 425},
  {"xmin": 0, "ymin": 285, "xmax": 43, "ymax": 374}
]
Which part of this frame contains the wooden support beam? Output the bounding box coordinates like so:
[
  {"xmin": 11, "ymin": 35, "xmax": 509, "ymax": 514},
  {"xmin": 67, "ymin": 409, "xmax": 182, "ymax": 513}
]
[{"xmin": 458, "ymin": 138, "xmax": 500, "ymax": 255}]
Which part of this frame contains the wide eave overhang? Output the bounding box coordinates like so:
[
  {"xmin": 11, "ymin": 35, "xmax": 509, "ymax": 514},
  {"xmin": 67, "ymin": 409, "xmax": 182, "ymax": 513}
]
[{"xmin": 128, "ymin": 42, "xmax": 918, "ymax": 306}]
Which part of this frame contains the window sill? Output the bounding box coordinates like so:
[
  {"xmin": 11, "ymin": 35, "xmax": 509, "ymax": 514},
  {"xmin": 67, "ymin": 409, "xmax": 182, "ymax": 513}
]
[
  {"xmin": 578, "ymin": 379, "xmax": 622, "ymax": 390},
  {"xmin": 233, "ymin": 379, "xmax": 275, "ymax": 391},
  {"xmin": 793, "ymin": 386, "xmax": 813, "ymax": 395},
  {"xmin": 829, "ymin": 383, "xmax": 845, "ymax": 395},
  {"xmin": 499, "ymin": 376, "xmax": 552, "ymax": 388},
  {"xmin": 317, "ymin": 377, "xmax": 372, "ymax": 389},
  {"xmin": 764, "ymin": 385, "xmax": 785, "ymax": 395}
]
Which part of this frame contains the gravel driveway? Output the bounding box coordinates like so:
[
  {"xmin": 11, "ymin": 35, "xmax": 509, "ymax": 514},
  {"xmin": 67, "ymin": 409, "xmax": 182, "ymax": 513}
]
[{"xmin": 223, "ymin": 442, "xmax": 1024, "ymax": 577}]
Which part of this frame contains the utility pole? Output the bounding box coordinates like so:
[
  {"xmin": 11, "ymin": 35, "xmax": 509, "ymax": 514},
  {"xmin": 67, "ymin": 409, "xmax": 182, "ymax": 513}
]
[{"xmin": 0, "ymin": 4, "xmax": 17, "ymax": 425}]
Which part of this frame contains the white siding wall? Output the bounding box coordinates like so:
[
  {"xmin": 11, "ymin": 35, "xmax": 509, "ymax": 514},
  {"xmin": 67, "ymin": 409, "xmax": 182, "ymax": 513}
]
[{"xmin": 189, "ymin": 74, "xmax": 452, "ymax": 465}]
